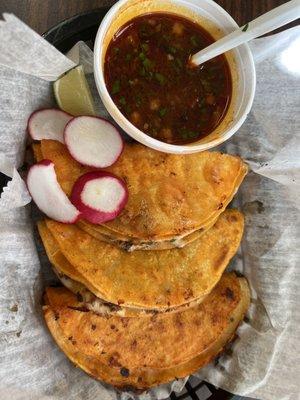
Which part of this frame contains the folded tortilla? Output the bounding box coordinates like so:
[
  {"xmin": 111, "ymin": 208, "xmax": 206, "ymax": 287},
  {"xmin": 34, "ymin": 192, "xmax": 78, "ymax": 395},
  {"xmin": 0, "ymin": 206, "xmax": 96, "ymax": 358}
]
[
  {"xmin": 43, "ymin": 273, "xmax": 250, "ymax": 390},
  {"xmin": 76, "ymin": 215, "xmax": 219, "ymax": 251},
  {"xmin": 37, "ymin": 221, "xmax": 230, "ymax": 316},
  {"xmin": 40, "ymin": 209, "xmax": 244, "ymax": 311},
  {"xmin": 39, "ymin": 140, "xmax": 247, "ymax": 248}
]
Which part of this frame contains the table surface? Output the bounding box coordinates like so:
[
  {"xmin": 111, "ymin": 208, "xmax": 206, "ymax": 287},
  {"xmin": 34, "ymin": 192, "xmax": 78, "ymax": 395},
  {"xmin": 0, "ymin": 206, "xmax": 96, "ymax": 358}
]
[{"xmin": 0, "ymin": 0, "xmax": 297, "ymax": 34}]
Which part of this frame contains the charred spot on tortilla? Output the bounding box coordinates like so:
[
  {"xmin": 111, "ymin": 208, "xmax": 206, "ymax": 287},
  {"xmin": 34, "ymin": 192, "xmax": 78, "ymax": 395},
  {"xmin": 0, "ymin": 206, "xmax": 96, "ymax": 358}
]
[
  {"xmin": 224, "ymin": 287, "xmax": 235, "ymax": 300},
  {"xmin": 121, "ymin": 319, "xmax": 129, "ymax": 328},
  {"xmin": 227, "ymin": 213, "xmax": 238, "ymax": 222},
  {"xmin": 109, "ymin": 355, "xmax": 122, "ymax": 367},
  {"xmin": 183, "ymin": 288, "xmax": 193, "ymax": 300},
  {"xmin": 175, "ymin": 314, "xmax": 184, "ymax": 328},
  {"xmin": 68, "ymin": 336, "xmax": 77, "ymax": 345},
  {"xmin": 120, "ymin": 367, "xmax": 130, "ymax": 377},
  {"xmin": 214, "ymin": 245, "xmax": 230, "ymax": 271},
  {"xmin": 210, "ymin": 313, "xmax": 220, "ymax": 325},
  {"xmin": 150, "ymin": 314, "xmax": 158, "ymax": 322}
]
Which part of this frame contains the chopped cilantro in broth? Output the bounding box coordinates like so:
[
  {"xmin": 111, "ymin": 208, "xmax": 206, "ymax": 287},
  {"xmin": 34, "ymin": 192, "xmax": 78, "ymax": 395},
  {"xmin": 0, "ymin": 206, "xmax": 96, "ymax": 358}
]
[{"xmin": 104, "ymin": 13, "xmax": 232, "ymax": 144}]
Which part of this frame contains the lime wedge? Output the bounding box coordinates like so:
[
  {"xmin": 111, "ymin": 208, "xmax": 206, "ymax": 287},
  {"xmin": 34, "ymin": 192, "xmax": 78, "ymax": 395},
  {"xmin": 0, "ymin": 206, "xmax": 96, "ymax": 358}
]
[{"xmin": 53, "ymin": 65, "xmax": 96, "ymax": 116}]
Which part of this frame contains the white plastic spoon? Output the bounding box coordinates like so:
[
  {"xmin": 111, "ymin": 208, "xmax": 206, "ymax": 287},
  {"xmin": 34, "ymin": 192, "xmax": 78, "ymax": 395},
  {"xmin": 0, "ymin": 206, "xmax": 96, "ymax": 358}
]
[{"xmin": 190, "ymin": 0, "xmax": 300, "ymax": 65}]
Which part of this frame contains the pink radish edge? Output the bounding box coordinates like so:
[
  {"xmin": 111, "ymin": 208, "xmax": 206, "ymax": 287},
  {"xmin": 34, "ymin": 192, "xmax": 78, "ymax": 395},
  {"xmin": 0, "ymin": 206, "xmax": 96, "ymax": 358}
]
[
  {"xmin": 64, "ymin": 116, "xmax": 124, "ymax": 168},
  {"xmin": 27, "ymin": 108, "xmax": 73, "ymax": 142},
  {"xmin": 71, "ymin": 171, "xmax": 128, "ymax": 224},
  {"xmin": 27, "ymin": 159, "xmax": 81, "ymax": 224}
]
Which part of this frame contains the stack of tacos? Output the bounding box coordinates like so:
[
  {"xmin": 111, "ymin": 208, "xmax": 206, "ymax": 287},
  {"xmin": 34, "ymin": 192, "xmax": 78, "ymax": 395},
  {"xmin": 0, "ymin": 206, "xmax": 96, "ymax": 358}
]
[{"xmin": 36, "ymin": 139, "xmax": 250, "ymax": 390}]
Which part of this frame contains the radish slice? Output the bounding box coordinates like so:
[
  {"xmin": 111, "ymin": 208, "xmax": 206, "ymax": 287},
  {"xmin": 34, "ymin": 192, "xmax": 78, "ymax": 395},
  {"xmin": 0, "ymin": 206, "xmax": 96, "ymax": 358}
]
[
  {"xmin": 27, "ymin": 160, "xmax": 81, "ymax": 223},
  {"xmin": 71, "ymin": 171, "xmax": 128, "ymax": 224},
  {"xmin": 64, "ymin": 116, "xmax": 123, "ymax": 168},
  {"xmin": 28, "ymin": 108, "xmax": 73, "ymax": 142}
]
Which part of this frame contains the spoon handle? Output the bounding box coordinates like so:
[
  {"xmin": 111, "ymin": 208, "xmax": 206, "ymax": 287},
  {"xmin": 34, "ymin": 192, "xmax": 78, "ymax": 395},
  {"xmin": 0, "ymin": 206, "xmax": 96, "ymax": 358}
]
[{"xmin": 191, "ymin": 0, "xmax": 300, "ymax": 65}]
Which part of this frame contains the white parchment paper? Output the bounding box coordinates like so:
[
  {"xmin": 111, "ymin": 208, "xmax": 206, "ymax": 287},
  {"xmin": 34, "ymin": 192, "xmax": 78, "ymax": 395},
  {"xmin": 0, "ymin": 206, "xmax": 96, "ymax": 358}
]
[{"xmin": 0, "ymin": 13, "xmax": 299, "ymax": 400}]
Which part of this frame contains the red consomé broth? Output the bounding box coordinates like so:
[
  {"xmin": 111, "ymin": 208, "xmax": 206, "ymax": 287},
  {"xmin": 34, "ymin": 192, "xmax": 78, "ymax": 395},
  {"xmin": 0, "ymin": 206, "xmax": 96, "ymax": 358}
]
[{"xmin": 104, "ymin": 13, "xmax": 232, "ymax": 144}]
